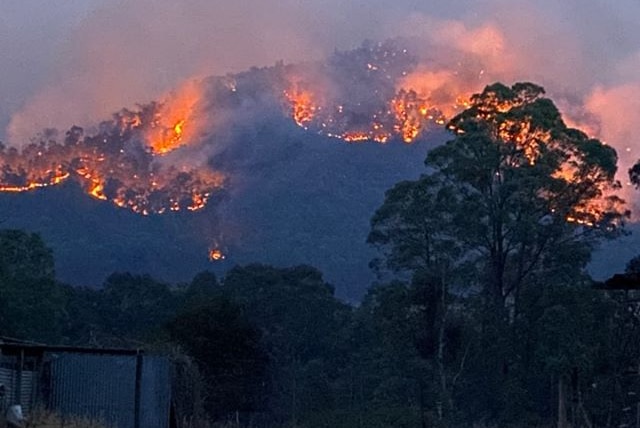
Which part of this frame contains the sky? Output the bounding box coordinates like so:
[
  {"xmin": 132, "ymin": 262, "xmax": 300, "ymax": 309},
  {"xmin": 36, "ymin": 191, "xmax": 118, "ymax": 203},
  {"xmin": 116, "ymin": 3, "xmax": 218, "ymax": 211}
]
[{"xmin": 2, "ymin": 0, "xmax": 640, "ymax": 182}]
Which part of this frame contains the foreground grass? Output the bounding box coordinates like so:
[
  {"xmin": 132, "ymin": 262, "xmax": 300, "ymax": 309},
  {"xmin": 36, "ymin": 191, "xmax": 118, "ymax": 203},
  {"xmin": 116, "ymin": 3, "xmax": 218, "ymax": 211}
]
[{"xmin": 28, "ymin": 409, "xmax": 109, "ymax": 428}]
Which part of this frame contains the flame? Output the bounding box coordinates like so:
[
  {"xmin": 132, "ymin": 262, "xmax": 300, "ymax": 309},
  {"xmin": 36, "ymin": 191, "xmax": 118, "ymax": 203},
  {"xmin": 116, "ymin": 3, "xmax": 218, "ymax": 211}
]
[
  {"xmin": 282, "ymin": 43, "xmax": 474, "ymax": 144},
  {"xmin": 284, "ymin": 81, "xmax": 451, "ymax": 144},
  {"xmin": 391, "ymin": 89, "xmax": 435, "ymax": 143},
  {"xmin": 88, "ymin": 179, "xmax": 107, "ymax": 201},
  {"xmin": 443, "ymin": 85, "xmax": 623, "ymax": 229},
  {"xmin": 1, "ymin": 39, "xmax": 621, "ymax": 231},
  {"xmin": 142, "ymin": 80, "xmax": 204, "ymax": 155},
  {"xmin": 284, "ymin": 86, "xmax": 318, "ymax": 128},
  {"xmin": 0, "ymin": 81, "xmax": 225, "ymax": 215},
  {"xmin": 209, "ymin": 248, "xmax": 225, "ymax": 261}
]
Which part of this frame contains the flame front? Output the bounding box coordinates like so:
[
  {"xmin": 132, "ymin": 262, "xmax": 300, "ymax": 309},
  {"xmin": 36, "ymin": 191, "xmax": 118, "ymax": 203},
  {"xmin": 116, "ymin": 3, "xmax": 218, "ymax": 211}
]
[
  {"xmin": 0, "ymin": 81, "xmax": 225, "ymax": 215},
  {"xmin": 283, "ymin": 42, "xmax": 473, "ymax": 144},
  {"xmin": 0, "ymin": 39, "xmax": 620, "ymax": 228},
  {"xmin": 285, "ymin": 87, "xmax": 318, "ymax": 128},
  {"xmin": 144, "ymin": 81, "xmax": 203, "ymax": 155}
]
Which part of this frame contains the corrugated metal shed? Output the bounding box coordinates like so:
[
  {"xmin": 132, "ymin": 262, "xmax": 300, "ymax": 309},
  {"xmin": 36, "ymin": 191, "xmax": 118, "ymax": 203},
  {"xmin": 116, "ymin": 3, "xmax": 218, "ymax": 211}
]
[
  {"xmin": 0, "ymin": 364, "xmax": 17, "ymax": 412},
  {"xmin": 140, "ymin": 356, "xmax": 171, "ymax": 428},
  {"xmin": 0, "ymin": 339, "xmax": 172, "ymax": 428},
  {"xmin": 49, "ymin": 352, "xmax": 137, "ymax": 428},
  {"xmin": 18, "ymin": 369, "xmax": 37, "ymax": 415},
  {"xmin": 0, "ymin": 353, "xmax": 39, "ymax": 417}
]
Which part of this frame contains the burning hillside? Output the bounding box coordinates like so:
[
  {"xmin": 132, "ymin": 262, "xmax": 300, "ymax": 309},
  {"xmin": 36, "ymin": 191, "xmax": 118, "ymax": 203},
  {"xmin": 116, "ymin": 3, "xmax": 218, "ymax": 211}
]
[
  {"xmin": 0, "ymin": 40, "xmax": 475, "ymax": 215},
  {"xmin": 283, "ymin": 40, "xmax": 469, "ymax": 143},
  {"xmin": 0, "ymin": 39, "xmax": 626, "ymax": 225},
  {"xmin": 0, "ymin": 83, "xmax": 224, "ymax": 215}
]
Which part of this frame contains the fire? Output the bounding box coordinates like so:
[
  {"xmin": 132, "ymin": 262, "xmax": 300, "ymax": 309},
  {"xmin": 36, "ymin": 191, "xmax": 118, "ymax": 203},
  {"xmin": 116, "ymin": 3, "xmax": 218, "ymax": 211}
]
[
  {"xmin": 209, "ymin": 248, "xmax": 225, "ymax": 261},
  {"xmin": 142, "ymin": 80, "xmax": 204, "ymax": 155},
  {"xmin": 495, "ymin": 119, "xmax": 550, "ymax": 166},
  {"xmin": 0, "ymin": 81, "xmax": 225, "ymax": 215},
  {"xmin": 391, "ymin": 89, "xmax": 435, "ymax": 143},
  {"xmin": 283, "ymin": 81, "xmax": 453, "ymax": 144},
  {"xmin": 564, "ymin": 196, "xmax": 622, "ymax": 228},
  {"xmin": 552, "ymin": 152, "xmax": 624, "ymax": 227},
  {"xmin": 88, "ymin": 180, "xmax": 107, "ymax": 201},
  {"xmin": 282, "ymin": 42, "xmax": 475, "ymax": 144},
  {"xmin": 284, "ymin": 88, "xmax": 318, "ymax": 128},
  {"xmin": 0, "ymin": 39, "xmax": 621, "ymax": 232}
]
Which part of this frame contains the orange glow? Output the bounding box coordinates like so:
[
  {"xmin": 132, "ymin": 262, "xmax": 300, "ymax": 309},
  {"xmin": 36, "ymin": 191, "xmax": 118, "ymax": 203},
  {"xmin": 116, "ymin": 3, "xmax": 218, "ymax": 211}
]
[
  {"xmin": 187, "ymin": 192, "xmax": 208, "ymax": 212},
  {"xmin": 283, "ymin": 69, "xmax": 474, "ymax": 144},
  {"xmin": 391, "ymin": 89, "xmax": 431, "ymax": 143},
  {"xmin": 396, "ymin": 69, "xmax": 476, "ymax": 119},
  {"xmin": 209, "ymin": 248, "xmax": 225, "ymax": 261},
  {"xmin": 0, "ymin": 80, "xmax": 225, "ymax": 216},
  {"xmin": 284, "ymin": 88, "xmax": 318, "ymax": 127},
  {"xmin": 496, "ymin": 119, "xmax": 547, "ymax": 165},
  {"xmin": 564, "ymin": 197, "xmax": 618, "ymax": 228},
  {"xmin": 343, "ymin": 132, "xmax": 373, "ymax": 143},
  {"xmin": 88, "ymin": 180, "xmax": 107, "ymax": 201},
  {"xmin": 143, "ymin": 81, "xmax": 204, "ymax": 155}
]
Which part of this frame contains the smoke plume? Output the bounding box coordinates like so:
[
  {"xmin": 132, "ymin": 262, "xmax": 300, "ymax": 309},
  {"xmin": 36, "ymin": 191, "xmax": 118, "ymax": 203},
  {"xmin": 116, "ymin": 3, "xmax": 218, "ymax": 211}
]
[{"xmin": 3, "ymin": 0, "xmax": 640, "ymax": 206}]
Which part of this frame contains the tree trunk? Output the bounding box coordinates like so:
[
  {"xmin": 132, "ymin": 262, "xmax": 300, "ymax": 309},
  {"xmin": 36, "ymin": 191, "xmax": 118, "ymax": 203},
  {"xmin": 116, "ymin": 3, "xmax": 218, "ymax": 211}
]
[
  {"xmin": 437, "ymin": 275, "xmax": 449, "ymax": 422},
  {"xmin": 558, "ymin": 377, "xmax": 568, "ymax": 428},
  {"xmin": 419, "ymin": 380, "xmax": 428, "ymax": 428},
  {"xmin": 290, "ymin": 360, "xmax": 298, "ymax": 427}
]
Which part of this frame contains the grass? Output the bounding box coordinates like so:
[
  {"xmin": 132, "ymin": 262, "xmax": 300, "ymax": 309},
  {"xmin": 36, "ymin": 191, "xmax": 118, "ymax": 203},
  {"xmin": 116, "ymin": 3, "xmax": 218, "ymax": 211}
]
[{"xmin": 27, "ymin": 409, "xmax": 110, "ymax": 428}]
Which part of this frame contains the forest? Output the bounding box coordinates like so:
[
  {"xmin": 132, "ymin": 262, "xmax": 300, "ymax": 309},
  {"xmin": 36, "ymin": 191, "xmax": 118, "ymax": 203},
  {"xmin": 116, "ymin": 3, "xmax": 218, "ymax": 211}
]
[{"xmin": 3, "ymin": 82, "xmax": 640, "ymax": 428}]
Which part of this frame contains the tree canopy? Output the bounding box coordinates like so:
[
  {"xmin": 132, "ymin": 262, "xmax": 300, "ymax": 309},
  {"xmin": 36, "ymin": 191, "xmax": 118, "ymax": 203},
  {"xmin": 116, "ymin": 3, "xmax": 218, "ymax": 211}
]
[
  {"xmin": 2, "ymin": 81, "xmax": 639, "ymax": 428},
  {"xmin": 369, "ymin": 82, "xmax": 627, "ymax": 309},
  {"xmin": 0, "ymin": 229, "xmax": 65, "ymax": 342}
]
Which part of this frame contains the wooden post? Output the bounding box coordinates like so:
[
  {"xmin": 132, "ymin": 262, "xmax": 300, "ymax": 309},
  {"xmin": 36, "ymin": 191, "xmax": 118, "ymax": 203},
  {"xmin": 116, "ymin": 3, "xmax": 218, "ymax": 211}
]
[
  {"xmin": 134, "ymin": 351, "xmax": 143, "ymax": 428},
  {"xmin": 16, "ymin": 349, "xmax": 24, "ymax": 406},
  {"xmin": 558, "ymin": 377, "xmax": 567, "ymax": 428}
]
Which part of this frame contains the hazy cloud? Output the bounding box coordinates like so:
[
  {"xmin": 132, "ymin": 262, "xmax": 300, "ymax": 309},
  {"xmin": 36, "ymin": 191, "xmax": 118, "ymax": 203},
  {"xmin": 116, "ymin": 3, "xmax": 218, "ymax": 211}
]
[{"xmin": 3, "ymin": 0, "xmax": 640, "ymax": 187}]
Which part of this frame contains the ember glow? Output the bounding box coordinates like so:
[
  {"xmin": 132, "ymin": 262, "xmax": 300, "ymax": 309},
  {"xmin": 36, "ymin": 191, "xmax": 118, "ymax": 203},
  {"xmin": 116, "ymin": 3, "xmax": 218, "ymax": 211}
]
[
  {"xmin": 282, "ymin": 42, "xmax": 473, "ymax": 144},
  {"xmin": 446, "ymin": 85, "xmax": 624, "ymax": 228},
  {"xmin": 0, "ymin": 82, "xmax": 225, "ymax": 215},
  {"xmin": 209, "ymin": 248, "xmax": 226, "ymax": 261},
  {"xmin": 0, "ymin": 38, "xmax": 626, "ymax": 230},
  {"xmin": 284, "ymin": 87, "xmax": 318, "ymax": 128},
  {"xmin": 143, "ymin": 81, "xmax": 204, "ymax": 155}
]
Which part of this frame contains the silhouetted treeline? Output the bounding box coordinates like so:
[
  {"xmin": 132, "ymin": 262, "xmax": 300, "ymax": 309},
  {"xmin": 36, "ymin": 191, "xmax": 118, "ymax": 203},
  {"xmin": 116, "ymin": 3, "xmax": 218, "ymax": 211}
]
[
  {"xmin": 1, "ymin": 228, "xmax": 639, "ymax": 428},
  {"xmin": 4, "ymin": 82, "xmax": 640, "ymax": 427}
]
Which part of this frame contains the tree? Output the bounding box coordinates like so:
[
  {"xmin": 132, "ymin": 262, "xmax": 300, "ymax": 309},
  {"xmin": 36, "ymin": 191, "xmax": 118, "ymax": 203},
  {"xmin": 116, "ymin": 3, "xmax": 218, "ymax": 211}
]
[
  {"xmin": 180, "ymin": 270, "xmax": 220, "ymax": 310},
  {"xmin": 98, "ymin": 273, "xmax": 176, "ymax": 342},
  {"xmin": 168, "ymin": 296, "xmax": 268, "ymax": 423},
  {"xmin": 0, "ymin": 229, "xmax": 66, "ymax": 342},
  {"xmin": 222, "ymin": 264, "xmax": 351, "ymax": 425},
  {"xmin": 369, "ymin": 81, "xmax": 626, "ymax": 313},
  {"xmin": 368, "ymin": 82, "xmax": 627, "ymax": 424}
]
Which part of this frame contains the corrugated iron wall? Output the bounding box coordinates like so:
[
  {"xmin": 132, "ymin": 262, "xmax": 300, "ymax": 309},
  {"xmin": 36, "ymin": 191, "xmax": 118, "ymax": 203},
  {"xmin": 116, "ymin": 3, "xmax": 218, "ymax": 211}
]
[
  {"xmin": 47, "ymin": 352, "xmax": 170, "ymax": 428},
  {"xmin": 0, "ymin": 363, "xmax": 17, "ymax": 413},
  {"xmin": 0, "ymin": 355, "xmax": 38, "ymax": 417},
  {"xmin": 0, "ymin": 349, "xmax": 170, "ymax": 428},
  {"xmin": 19, "ymin": 369, "xmax": 37, "ymax": 415},
  {"xmin": 140, "ymin": 356, "xmax": 170, "ymax": 428},
  {"xmin": 49, "ymin": 353, "xmax": 136, "ymax": 427}
]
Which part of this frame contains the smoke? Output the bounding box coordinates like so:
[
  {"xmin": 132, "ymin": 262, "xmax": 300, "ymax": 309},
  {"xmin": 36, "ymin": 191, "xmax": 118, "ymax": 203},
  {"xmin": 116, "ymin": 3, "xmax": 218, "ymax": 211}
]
[
  {"xmin": 387, "ymin": 0, "xmax": 640, "ymax": 201},
  {"xmin": 4, "ymin": 0, "xmax": 640, "ymax": 199},
  {"xmin": 4, "ymin": 0, "xmax": 339, "ymax": 145}
]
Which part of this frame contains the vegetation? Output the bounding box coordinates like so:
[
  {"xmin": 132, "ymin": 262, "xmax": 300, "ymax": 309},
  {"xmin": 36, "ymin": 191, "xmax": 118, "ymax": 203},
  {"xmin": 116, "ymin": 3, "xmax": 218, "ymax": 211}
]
[
  {"xmin": 28, "ymin": 409, "xmax": 109, "ymax": 428},
  {"xmin": 2, "ymin": 82, "xmax": 640, "ymax": 427}
]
